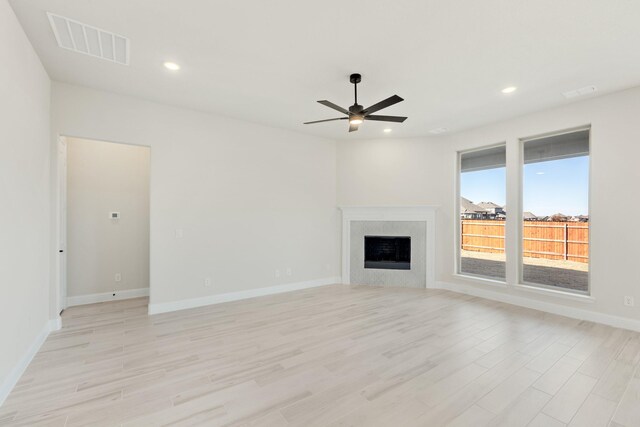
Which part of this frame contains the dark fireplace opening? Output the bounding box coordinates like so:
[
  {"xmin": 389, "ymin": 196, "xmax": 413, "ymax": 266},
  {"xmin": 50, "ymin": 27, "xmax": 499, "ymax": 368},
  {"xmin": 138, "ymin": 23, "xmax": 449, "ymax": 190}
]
[{"xmin": 364, "ymin": 236, "xmax": 411, "ymax": 270}]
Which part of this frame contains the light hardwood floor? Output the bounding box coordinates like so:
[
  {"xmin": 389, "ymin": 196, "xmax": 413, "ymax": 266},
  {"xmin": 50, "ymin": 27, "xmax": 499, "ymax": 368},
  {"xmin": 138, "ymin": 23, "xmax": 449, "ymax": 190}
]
[{"xmin": 1, "ymin": 285, "xmax": 639, "ymax": 426}]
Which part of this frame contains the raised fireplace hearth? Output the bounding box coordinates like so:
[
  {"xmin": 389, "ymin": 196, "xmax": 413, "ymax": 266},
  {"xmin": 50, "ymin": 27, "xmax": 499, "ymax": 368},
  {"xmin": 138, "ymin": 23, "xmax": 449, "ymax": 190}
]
[{"xmin": 364, "ymin": 236, "xmax": 411, "ymax": 270}]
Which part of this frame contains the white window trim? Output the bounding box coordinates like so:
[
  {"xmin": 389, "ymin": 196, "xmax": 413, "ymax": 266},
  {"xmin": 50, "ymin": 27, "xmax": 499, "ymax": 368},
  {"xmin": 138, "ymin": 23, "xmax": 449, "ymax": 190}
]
[
  {"xmin": 518, "ymin": 125, "xmax": 591, "ymax": 296},
  {"xmin": 455, "ymin": 126, "xmax": 592, "ymax": 300},
  {"xmin": 455, "ymin": 143, "xmax": 507, "ymax": 283},
  {"xmin": 514, "ymin": 282, "xmax": 595, "ymax": 303}
]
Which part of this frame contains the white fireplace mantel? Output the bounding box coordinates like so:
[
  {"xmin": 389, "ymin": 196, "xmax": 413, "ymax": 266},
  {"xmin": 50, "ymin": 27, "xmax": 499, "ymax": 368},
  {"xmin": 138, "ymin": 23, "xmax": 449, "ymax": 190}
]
[{"xmin": 339, "ymin": 206, "xmax": 438, "ymax": 288}]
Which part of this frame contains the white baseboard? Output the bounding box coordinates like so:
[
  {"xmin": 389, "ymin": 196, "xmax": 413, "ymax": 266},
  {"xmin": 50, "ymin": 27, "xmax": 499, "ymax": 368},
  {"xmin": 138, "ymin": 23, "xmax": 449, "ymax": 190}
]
[
  {"xmin": 50, "ymin": 316, "xmax": 62, "ymax": 332},
  {"xmin": 435, "ymin": 281, "xmax": 640, "ymax": 332},
  {"xmin": 148, "ymin": 277, "xmax": 341, "ymax": 315},
  {"xmin": 0, "ymin": 317, "xmax": 58, "ymax": 407},
  {"xmin": 66, "ymin": 288, "xmax": 149, "ymax": 307}
]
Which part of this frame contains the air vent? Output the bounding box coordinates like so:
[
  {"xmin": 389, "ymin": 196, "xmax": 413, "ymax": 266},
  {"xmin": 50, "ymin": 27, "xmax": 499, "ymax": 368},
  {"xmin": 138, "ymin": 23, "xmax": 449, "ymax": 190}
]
[
  {"xmin": 562, "ymin": 85, "xmax": 597, "ymax": 99},
  {"xmin": 47, "ymin": 13, "xmax": 129, "ymax": 65},
  {"xmin": 428, "ymin": 127, "xmax": 449, "ymax": 135}
]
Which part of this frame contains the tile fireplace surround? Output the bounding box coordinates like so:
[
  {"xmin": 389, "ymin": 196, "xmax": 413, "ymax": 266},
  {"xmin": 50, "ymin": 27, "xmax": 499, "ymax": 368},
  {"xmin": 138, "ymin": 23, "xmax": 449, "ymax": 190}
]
[{"xmin": 340, "ymin": 206, "xmax": 437, "ymax": 288}]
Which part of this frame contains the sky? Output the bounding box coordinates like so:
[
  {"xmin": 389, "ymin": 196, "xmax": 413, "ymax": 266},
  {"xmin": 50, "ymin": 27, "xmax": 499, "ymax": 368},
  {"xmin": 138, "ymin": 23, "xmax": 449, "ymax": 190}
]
[{"xmin": 460, "ymin": 156, "xmax": 589, "ymax": 216}]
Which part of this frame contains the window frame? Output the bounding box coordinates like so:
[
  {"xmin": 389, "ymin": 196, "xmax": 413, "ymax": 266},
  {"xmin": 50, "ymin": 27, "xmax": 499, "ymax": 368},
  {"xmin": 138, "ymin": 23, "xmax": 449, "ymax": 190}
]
[
  {"xmin": 516, "ymin": 126, "xmax": 592, "ymax": 296},
  {"xmin": 455, "ymin": 142, "xmax": 508, "ymax": 283}
]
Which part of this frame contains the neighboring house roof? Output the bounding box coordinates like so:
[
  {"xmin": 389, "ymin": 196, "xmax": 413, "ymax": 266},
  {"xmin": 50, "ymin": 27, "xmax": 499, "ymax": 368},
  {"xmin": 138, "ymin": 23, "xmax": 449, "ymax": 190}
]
[
  {"xmin": 477, "ymin": 202, "xmax": 503, "ymax": 210},
  {"xmin": 523, "ymin": 211, "xmax": 538, "ymax": 219},
  {"xmin": 542, "ymin": 213, "xmax": 569, "ymax": 221},
  {"xmin": 460, "ymin": 197, "xmax": 485, "ymax": 214}
]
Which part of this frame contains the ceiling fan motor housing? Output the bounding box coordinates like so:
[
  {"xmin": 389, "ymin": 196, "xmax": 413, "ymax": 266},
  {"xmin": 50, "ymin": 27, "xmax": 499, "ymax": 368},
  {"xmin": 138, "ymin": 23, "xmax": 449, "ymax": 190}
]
[{"xmin": 349, "ymin": 104, "xmax": 363, "ymax": 114}]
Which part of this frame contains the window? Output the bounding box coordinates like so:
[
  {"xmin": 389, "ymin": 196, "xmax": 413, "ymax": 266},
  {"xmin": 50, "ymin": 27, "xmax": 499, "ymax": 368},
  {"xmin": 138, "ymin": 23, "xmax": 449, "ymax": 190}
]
[
  {"xmin": 458, "ymin": 145, "xmax": 506, "ymax": 281},
  {"xmin": 521, "ymin": 129, "xmax": 589, "ymax": 293}
]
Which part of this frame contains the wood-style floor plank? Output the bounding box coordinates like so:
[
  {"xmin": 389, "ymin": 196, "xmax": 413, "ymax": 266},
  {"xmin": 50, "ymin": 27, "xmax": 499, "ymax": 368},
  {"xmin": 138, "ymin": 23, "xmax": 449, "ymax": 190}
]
[{"xmin": 0, "ymin": 285, "xmax": 639, "ymax": 426}]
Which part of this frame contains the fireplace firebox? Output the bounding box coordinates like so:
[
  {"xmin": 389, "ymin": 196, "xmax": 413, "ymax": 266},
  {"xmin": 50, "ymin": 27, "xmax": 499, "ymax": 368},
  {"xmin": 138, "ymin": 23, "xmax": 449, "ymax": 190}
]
[{"xmin": 364, "ymin": 236, "xmax": 411, "ymax": 270}]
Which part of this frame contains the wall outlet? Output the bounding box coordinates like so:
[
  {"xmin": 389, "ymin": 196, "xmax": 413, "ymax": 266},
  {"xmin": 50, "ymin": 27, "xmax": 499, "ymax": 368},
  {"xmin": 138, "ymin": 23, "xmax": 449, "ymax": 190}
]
[
  {"xmin": 286, "ymin": 267, "xmax": 292, "ymax": 276},
  {"xmin": 114, "ymin": 273, "xmax": 122, "ymax": 282},
  {"xmin": 175, "ymin": 228, "xmax": 184, "ymax": 238},
  {"xmin": 204, "ymin": 277, "xmax": 212, "ymax": 288},
  {"xmin": 275, "ymin": 269, "xmax": 280, "ymax": 278},
  {"xmin": 624, "ymin": 296, "xmax": 635, "ymax": 307}
]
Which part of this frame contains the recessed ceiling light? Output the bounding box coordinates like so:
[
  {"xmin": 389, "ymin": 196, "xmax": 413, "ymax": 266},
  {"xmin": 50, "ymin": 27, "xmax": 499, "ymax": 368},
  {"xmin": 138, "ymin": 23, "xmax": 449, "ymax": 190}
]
[
  {"xmin": 383, "ymin": 128, "xmax": 392, "ymax": 133},
  {"xmin": 501, "ymin": 86, "xmax": 517, "ymax": 94},
  {"xmin": 536, "ymin": 172, "xmax": 545, "ymax": 175},
  {"xmin": 163, "ymin": 61, "xmax": 180, "ymax": 71}
]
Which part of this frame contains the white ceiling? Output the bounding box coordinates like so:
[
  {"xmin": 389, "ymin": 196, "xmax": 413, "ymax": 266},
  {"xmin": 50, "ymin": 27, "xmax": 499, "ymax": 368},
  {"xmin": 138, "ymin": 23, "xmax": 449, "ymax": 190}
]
[{"xmin": 9, "ymin": 0, "xmax": 640, "ymax": 140}]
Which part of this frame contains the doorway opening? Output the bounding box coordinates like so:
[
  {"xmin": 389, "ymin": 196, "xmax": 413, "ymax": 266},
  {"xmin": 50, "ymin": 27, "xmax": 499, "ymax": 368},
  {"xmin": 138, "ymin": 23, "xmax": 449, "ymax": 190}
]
[{"xmin": 57, "ymin": 136, "xmax": 150, "ymax": 312}]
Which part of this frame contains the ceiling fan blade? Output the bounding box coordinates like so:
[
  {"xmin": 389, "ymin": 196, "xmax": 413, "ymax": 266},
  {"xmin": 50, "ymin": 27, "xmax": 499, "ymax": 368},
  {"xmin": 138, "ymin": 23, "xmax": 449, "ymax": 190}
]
[
  {"xmin": 303, "ymin": 117, "xmax": 348, "ymax": 124},
  {"xmin": 364, "ymin": 115, "xmax": 408, "ymax": 123},
  {"xmin": 363, "ymin": 95, "xmax": 404, "ymax": 115},
  {"xmin": 317, "ymin": 100, "xmax": 350, "ymax": 115},
  {"xmin": 348, "ymin": 122, "xmax": 359, "ymax": 132}
]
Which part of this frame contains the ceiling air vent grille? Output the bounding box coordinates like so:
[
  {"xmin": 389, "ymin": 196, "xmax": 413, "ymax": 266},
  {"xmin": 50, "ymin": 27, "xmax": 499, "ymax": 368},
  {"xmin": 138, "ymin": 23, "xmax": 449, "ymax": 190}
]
[
  {"xmin": 47, "ymin": 13, "xmax": 129, "ymax": 65},
  {"xmin": 562, "ymin": 85, "xmax": 597, "ymax": 99}
]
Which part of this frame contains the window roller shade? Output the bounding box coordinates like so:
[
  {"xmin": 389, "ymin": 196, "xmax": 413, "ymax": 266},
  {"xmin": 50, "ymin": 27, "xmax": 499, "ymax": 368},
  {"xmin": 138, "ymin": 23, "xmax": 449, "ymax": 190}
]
[
  {"xmin": 461, "ymin": 129, "xmax": 589, "ymax": 172},
  {"xmin": 523, "ymin": 129, "xmax": 589, "ymax": 164},
  {"xmin": 460, "ymin": 145, "xmax": 506, "ymax": 172}
]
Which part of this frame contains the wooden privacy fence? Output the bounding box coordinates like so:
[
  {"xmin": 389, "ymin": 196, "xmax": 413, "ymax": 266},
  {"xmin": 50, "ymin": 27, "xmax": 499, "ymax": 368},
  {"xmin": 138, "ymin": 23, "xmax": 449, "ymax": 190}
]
[{"xmin": 461, "ymin": 220, "xmax": 589, "ymax": 263}]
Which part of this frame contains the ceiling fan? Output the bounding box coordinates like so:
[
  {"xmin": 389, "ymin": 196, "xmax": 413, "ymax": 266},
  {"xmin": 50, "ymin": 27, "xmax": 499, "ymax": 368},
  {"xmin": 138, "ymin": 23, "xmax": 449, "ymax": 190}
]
[{"xmin": 304, "ymin": 73, "xmax": 407, "ymax": 132}]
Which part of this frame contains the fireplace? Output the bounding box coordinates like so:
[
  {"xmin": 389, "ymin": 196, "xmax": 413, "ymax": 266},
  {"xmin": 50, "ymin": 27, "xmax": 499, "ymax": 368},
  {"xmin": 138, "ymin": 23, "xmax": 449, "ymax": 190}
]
[
  {"xmin": 364, "ymin": 236, "xmax": 411, "ymax": 270},
  {"xmin": 341, "ymin": 207, "xmax": 436, "ymax": 288}
]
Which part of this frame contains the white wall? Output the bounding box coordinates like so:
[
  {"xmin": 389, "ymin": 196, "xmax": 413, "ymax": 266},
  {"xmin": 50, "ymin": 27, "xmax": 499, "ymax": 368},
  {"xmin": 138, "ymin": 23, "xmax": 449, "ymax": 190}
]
[
  {"xmin": 0, "ymin": 0, "xmax": 51, "ymax": 402},
  {"xmin": 337, "ymin": 137, "xmax": 445, "ymax": 207},
  {"xmin": 51, "ymin": 83, "xmax": 340, "ymax": 310},
  {"xmin": 337, "ymin": 86, "xmax": 640, "ymax": 326},
  {"xmin": 66, "ymin": 138, "xmax": 150, "ymax": 298}
]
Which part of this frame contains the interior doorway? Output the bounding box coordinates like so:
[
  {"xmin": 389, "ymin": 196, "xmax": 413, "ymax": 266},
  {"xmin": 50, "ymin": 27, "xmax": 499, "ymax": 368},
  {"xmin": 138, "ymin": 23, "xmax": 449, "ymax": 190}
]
[{"xmin": 56, "ymin": 136, "xmax": 151, "ymax": 311}]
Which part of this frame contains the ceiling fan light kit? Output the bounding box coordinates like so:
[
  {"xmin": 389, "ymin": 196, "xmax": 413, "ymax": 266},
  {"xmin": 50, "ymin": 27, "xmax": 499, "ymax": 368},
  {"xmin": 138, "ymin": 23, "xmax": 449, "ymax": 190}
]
[{"xmin": 304, "ymin": 73, "xmax": 407, "ymax": 132}]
